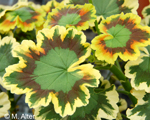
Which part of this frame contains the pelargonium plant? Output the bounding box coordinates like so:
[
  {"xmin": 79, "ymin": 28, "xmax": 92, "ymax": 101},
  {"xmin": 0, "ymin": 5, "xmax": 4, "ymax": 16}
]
[{"xmin": 0, "ymin": 0, "xmax": 150, "ymax": 119}]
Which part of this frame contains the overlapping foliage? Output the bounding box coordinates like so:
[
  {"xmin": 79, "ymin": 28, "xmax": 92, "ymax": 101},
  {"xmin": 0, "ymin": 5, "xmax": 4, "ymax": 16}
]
[{"xmin": 0, "ymin": 0, "xmax": 150, "ymax": 120}]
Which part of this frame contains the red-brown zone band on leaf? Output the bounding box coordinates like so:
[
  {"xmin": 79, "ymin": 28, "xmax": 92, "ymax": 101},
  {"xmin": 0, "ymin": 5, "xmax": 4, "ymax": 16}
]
[
  {"xmin": 26, "ymin": 12, "xmax": 39, "ymax": 23},
  {"xmin": 1, "ymin": 17, "xmax": 16, "ymax": 26},
  {"xmin": 48, "ymin": 7, "xmax": 91, "ymax": 27},
  {"xmin": 99, "ymin": 17, "xmax": 150, "ymax": 56},
  {"xmin": 40, "ymin": 29, "xmax": 87, "ymax": 58},
  {"xmin": 19, "ymin": 10, "xmax": 40, "ymax": 25},
  {"xmin": 117, "ymin": 0, "xmax": 132, "ymax": 13},
  {"xmin": 13, "ymin": 47, "xmax": 95, "ymax": 110},
  {"xmin": 18, "ymin": 19, "xmax": 31, "ymax": 27},
  {"xmin": 8, "ymin": 28, "xmax": 90, "ymax": 107}
]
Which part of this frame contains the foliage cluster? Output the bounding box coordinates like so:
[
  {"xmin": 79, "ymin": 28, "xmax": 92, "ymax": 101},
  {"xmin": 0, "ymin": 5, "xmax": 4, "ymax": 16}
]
[{"xmin": 0, "ymin": 0, "xmax": 150, "ymax": 120}]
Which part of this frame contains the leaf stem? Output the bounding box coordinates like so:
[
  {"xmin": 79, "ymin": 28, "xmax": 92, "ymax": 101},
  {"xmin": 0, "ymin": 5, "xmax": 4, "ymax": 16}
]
[
  {"xmin": 117, "ymin": 90, "xmax": 130, "ymax": 95},
  {"xmin": 106, "ymin": 71, "xmax": 112, "ymax": 80},
  {"xmin": 88, "ymin": 0, "xmax": 93, "ymax": 4},
  {"xmin": 110, "ymin": 65, "xmax": 137, "ymax": 105},
  {"xmin": 109, "ymin": 65, "xmax": 126, "ymax": 82},
  {"xmin": 7, "ymin": 90, "xmax": 17, "ymax": 120},
  {"xmin": 96, "ymin": 64, "xmax": 130, "ymax": 90},
  {"xmin": 121, "ymin": 114, "xmax": 130, "ymax": 120},
  {"xmin": 95, "ymin": 64, "xmax": 137, "ymax": 105},
  {"xmin": 0, "ymin": 88, "xmax": 2, "ymax": 92},
  {"xmin": 94, "ymin": 64, "xmax": 112, "ymax": 70},
  {"xmin": 117, "ymin": 90, "xmax": 137, "ymax": 106},
  {"xmin": 94, "ymin": 20, "xmax": 101, "ymax": 35},
  {"xmin": 15, "ymin": 94, "xmax": 23, "ymax": 104},
  {"xmin": 115, "ymin": 60, "xmax": 122, "ymax": 72}
]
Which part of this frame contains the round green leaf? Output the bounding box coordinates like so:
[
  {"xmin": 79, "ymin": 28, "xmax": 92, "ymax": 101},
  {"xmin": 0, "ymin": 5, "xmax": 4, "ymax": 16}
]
[
  {"xmin": 58, "ymin": 14, "xmax": 81, "ymax": 26},
  {"xmin": 105, "ymin": 24, "xmax": 131, "ymax": 48},
  {"xmin": 3, "ymin": 26, "xmax": 100, "ymax": 117},
  {"xmin": 93, "ymin": 0, "xmax": 138, "ymax": 19},
  {"xmin": 33, "ymin": 47, "xmax": 82, "ymax": 93},
  {"xmin": 9, "ymin": 7, "xmax": 33, "ymax": 22}
]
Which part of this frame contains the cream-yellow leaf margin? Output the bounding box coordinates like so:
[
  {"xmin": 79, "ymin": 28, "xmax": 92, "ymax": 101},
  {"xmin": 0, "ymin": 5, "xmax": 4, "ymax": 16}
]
[
  {"xmin": 122, "ymin": 0, "xmax": 139, "ymax": 15},
  {"xmin": 126, "ymin": 89, "xmax": 146, "ymax": 120},
  {"xmin": 0, "ymin": 92, "xmax": 11, "ymax": 118},
  {"xmin": 97, "ymin": 80, "xmax": 119, "ymax": 119},
  {"xmin": 3, "ymin": 26, "xmax": 100, "ymax": 118},
  {"xmin": 0, "ymin": 36, "xmax": 19, "ymax": 90},
  {"xmin": 125, "ymin": 47, "xmax": 150, "ymax": 92}
]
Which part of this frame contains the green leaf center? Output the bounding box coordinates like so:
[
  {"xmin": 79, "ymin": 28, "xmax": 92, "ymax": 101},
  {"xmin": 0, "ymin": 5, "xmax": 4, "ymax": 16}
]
[
  {"xmin": 9, "ymin": 7, "xmax": 33, "ymax": 22},
  {"xmin": 93, "ymin": 0, "xmax": 120, "ymax": 18},
  {"xmin": 58, "ymin": 13, "xmax": 81, "ymax": 26},
  {"xmin": 32, "ymin": 47, "xmax": 83, "ymax": 93},
  {"xmin": 105, "ymin": 24, "xmax": 131, "ymax": 48}
]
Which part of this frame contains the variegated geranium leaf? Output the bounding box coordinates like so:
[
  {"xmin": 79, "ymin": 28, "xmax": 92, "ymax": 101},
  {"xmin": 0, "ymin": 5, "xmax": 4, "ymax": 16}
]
[
  {"xmin": 44, "ymin": 4, "xmax": 96, "ymax": 31},
  {"xmin": 125, "ymin": 45, "xmax": 150, "ymax": 92},
  {"xmin": 96, "ymin": 80, "xmax": 119, "ymax": 119},
  {"xmin": 0, "ymin": 0, "xmax": 45, "ymax": 32},
  {"xmin": 126, "ymin": 89, "xmax": 150, "ymax": 120},
  {"xmin": 3, "ymin": 26, "xmax": 101, "ymax": 117},
  {"xmin": 0, "ymin": 36, "xmax": 19, "ymax": 79},
  {"xmin": 0, "ymin": 92, "xmax": 11, "ymax": 118},
  {"xmin": 34, "ymin": 80, "xmax": 119, "ymax": 120},
  {"xmin": 91, "ymin": 13, "xmax": 150, "ymax": 64},
  {"xmin": 93, "ymin": 0, "xmax": 139, "ymax": 19}
]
